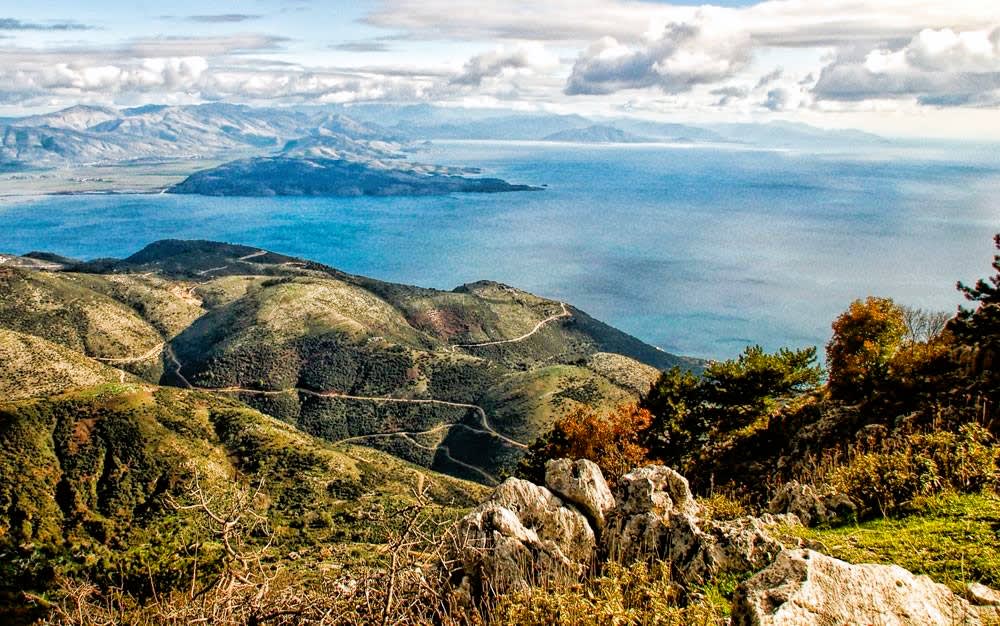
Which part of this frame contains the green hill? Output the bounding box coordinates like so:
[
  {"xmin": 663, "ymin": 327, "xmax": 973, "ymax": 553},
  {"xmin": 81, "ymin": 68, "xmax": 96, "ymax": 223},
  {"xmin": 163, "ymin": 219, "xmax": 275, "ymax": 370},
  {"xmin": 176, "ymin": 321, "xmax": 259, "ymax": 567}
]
[{"xmin": 1, "ymin": 240, "xmax": 698, "ymax": 484}]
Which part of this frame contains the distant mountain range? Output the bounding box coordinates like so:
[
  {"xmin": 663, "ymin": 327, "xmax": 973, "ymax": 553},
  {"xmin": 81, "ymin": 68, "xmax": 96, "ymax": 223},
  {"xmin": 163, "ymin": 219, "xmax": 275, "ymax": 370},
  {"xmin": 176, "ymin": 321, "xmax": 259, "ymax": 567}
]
[
  {"xmin": 1, "ymin": 103, "xmax": 891, "ymax": 197},
  {"xmin": 541, "ymin": 125, "xmax": 652, "ymax": 143}
]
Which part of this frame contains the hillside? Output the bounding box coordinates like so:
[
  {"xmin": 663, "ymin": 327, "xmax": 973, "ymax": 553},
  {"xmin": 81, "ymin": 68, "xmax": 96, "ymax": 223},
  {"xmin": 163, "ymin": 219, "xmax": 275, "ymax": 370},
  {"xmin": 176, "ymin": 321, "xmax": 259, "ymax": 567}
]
[
  {"xmin": 0, "ymin": 240, "xmax": 696, "ymax": 484},
  {"xmin": 0, "ymin": 383, "xmax": 488, "ymax": 622}
]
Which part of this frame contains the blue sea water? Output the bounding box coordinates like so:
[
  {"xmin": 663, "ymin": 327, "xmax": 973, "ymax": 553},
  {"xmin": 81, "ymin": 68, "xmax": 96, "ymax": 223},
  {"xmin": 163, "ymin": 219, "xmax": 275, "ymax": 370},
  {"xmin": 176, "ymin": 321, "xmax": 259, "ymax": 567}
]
[{"xmin": 1, "ymin": 141, "xmax": 998, "ymax": 361}]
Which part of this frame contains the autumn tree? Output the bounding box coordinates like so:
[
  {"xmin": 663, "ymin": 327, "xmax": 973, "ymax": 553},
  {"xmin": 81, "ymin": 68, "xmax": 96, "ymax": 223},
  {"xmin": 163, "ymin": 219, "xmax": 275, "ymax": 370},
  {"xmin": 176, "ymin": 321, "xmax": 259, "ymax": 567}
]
[
  {"xmin": 826, "ymin": 297, "xmax": 907, "ymax": 401},
  {"xmin": 518, "ymin": 404, "xmax": 653, "ymax": 484}
]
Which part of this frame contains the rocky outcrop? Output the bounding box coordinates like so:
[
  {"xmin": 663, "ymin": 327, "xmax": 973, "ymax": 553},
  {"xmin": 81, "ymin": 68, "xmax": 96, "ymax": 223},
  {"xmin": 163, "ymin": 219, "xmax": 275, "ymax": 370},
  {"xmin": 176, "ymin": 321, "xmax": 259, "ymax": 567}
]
[
  {"xmin": 448, "ymin": 460, "xmax": 999, "ymax": 624},
  {"xmin": 448, "ymin": 462, "xmax": 796, "ymax": 604},
  {"xmin": 731, "ymin": 548, "xmax": 983, "ymax": 626},
  {"xmin": 446, "ymin": 477, "xmax": 595, "ymax": 603},
  {"xmin": 606, "ymin": 466, "xmax": 791, "ymax": 585},
  {"xmin": 767, "ymin": 480, "xmax": 856, "ymax": 527},
  {"xmin": 544, "ymin": 459, "xmax": 615, "ymax": 534}
]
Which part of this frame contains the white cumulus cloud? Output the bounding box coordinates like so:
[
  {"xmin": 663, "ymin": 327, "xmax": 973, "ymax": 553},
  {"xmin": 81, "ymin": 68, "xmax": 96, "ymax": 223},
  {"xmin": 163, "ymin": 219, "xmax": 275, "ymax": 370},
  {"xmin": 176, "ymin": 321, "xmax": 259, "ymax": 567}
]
[
  {"xmin": 814, "ymin": 27, "xmax": 1000, "ymax": 105},
  {"xmin": 451, "ymin": 44, "xmax": 557, "ymax": 86},
  {"xmin": 566, "ymin": 18, "xmax": 752, "ymax": 95}
]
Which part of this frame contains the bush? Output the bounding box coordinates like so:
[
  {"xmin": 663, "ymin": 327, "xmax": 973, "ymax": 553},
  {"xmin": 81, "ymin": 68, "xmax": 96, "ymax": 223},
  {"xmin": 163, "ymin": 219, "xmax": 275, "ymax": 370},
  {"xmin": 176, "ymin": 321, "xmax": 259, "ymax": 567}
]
[
  {"xmin": 518, "ymin": 404, "xmax": 653, "ymax": 484},
  {"xmin": 490, "ymin": 560, "xmax": 727, "ymax": 626}
]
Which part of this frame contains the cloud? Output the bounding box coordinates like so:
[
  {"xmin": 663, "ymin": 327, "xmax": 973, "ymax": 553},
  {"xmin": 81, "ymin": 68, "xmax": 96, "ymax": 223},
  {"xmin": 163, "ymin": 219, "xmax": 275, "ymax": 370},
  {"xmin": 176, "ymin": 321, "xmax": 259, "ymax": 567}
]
[
  {"xmin": 451, "ymin": 44, "xmax": 557, "ymax": 86},
  {"xmin": 762, "ymin": 87, "xmax": 791, "ymax": 110},
  {"xmin": 711, "ymin": 86, "xmax": 748, "ymax": 106},
  {"xmin": 754, "ymin": 68, "xmax": 783, "ymax": 89},
  {"xmin": 331, "ymin": 40, "xmax": 391, "ymax": 53},
  {"xmin": 565, "ymin": 20, "xmax": 751, "ymax": 95},
  {"xmin": 363, "ymin": 0, "xmax": 1000, "ymax": 49},
  {"xmin": 813, "ymin": 27, "xmax": 1000, "ymax": 105},
  {"xmin": 5, "ymin": 57, "xmax": 209, "ymax": 94},
  {"xmin": 183, "ymin": 14, "xmax": 263, "ymax": 24},
  {"xmin": 125, "ymin": 35, "xmax": 288, "ymax": 57},
  {"xmin": 364, "ymin": 0, "xmax": 676, "ymax": 43},
  {"xmin": 0, "ymin": 43, "xmax": 439, "ymax": 107},
  {"xmin": 0, "ymin": 17, "xmax": 92, "ymax": 31}
]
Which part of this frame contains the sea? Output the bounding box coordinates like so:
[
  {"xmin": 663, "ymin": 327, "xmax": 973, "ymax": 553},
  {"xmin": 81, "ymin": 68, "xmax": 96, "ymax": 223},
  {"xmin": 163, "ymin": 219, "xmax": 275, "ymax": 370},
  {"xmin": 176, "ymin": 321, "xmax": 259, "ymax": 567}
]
[{"xmin": 1, "ymin": 140, "xmax": 998, "ymax": 361}]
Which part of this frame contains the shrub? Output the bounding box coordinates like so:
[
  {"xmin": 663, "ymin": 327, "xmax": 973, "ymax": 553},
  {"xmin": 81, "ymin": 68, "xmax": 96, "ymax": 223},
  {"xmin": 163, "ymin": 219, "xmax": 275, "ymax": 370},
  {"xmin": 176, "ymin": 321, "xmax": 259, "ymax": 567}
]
[
  {"xmin": 825, "ymin": 423, "xmax": 998, "ymax": 516},
  {"xmin": 518, "ymin": 404, "xmax": 653, "ymax": 484},
  {"xmin": 489, "ymin": 560, "xmax": 727, "ymax": 626},
  {"xmin": 697, "ymin": 493, "xmax": 749, "ymax": 521}
]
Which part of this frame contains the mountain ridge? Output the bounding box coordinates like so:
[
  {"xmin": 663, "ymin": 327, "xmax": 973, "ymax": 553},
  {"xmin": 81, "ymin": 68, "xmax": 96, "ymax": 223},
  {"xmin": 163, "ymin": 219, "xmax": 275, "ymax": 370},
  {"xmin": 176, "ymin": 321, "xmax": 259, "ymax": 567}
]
[{"xmin": 1, "ymin": 239, "xmax": 700, "ymax": 486}]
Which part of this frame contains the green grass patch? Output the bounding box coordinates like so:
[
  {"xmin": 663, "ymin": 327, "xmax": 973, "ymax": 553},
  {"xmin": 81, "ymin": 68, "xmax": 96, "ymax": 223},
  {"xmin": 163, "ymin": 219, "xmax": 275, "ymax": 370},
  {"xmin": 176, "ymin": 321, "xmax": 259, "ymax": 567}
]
[{"xmin": 786, "ymin": 491, "xmax": 1000, "ymax": 592}]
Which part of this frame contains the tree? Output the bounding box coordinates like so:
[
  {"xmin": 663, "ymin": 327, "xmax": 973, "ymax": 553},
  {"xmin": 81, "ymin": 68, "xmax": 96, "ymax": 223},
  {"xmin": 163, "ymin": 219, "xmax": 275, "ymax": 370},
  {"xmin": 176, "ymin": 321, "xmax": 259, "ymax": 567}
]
[
  {"xmin": 641, "ymin": 346, "xmax": 821, "ymax": 469},
  {"xmin": 700, "ymin": 345, "xmax": 822, "ymax": 432},
  {"xmin": 826, "ymin": 297, "xmax": 907, "ymax": 401},
  {"xmin": 949, "ymin": 233, "xmax": 1000, "ymax": 346},
  {"xmin": 518, "ymin": 404, "xmax": 653, "ymax": 484},
  {"xmin": 947, "ymin": 233, "xmax": 1000, "ymax": 414},
  {"xmin": 640, "ymin": 367, "xmax": 705, "ymax": 465},
  {"xmin": 900, "ymin": 305, "xmax": 951, "ymax": 344}
]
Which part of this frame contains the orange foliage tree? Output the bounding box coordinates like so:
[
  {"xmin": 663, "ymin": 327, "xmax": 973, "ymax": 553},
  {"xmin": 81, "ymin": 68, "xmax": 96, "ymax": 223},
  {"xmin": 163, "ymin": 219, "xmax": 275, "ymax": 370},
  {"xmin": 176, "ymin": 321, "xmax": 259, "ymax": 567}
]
[
  {"xmin": 517, "ymin": 404, "xmax": 653, "ymax": 484},
  {"xmin": 826, "ymin": 296, "xmax": 907, "ymax": 401}
]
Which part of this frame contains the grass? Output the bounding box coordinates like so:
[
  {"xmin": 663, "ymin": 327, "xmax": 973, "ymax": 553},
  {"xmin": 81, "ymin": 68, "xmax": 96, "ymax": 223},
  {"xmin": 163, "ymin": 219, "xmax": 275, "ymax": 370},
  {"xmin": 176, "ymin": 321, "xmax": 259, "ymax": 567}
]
[
  {"xmin": 0, "ymin": 329, "xmax": 126, "ymax": 400},
  {"xmin": 783, "ymin": 491, "xmax": 1000, "ymax": 593},
  {"xmin": 490, "ymin": 560, "xmax": 729, "ymax": 626},
  {"xmin": 483, "ymin": 364, "xmax": 640, "ymax": 444}
]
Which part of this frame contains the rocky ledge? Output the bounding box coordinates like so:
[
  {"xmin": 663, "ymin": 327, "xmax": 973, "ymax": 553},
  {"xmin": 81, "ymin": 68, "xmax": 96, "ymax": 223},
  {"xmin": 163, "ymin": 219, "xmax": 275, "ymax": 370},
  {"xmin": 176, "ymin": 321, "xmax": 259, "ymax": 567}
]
[{"xmin": 445, "ymin": 459, "xmax": 999, "ymax": 625}]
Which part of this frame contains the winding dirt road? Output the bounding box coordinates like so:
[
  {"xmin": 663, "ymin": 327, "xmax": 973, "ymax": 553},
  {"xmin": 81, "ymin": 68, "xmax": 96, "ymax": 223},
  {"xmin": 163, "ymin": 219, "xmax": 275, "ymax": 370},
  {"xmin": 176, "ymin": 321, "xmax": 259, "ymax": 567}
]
[
  {"xmin": 94, "ymin": 342, "xmax": 166, "ymax": 364},
  {"xmin": 237, "ymin": 250, "xmax": 268, "ymax": 262},
  {"xmin": 450, "ymin": 302, "xmax": 571, "ymax": 351},
  {"xmin": 98, "ymin": 281, "xmax": 579, "ymax": 483}
]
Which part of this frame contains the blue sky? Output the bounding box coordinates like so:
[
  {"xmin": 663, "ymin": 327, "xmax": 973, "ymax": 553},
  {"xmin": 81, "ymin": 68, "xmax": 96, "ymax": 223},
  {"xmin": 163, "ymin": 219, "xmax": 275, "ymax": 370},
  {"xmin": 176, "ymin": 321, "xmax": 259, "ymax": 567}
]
[{"xmin": 2, "ymin": 0, "xmax": 999, "ymax": 138}]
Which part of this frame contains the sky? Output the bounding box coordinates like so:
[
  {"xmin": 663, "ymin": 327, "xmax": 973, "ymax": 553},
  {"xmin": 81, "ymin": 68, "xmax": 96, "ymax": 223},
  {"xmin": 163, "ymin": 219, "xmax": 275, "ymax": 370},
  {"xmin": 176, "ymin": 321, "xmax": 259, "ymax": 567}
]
[{"xmin": 2, "ymin": 0, "xmax": 999, "ymax": 139}]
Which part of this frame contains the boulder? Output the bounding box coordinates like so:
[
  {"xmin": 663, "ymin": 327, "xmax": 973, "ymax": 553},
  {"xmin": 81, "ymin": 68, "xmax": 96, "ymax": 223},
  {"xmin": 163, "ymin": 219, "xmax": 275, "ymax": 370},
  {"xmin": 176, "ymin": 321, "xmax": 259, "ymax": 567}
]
[
  {"xmin": 446, "ymin": 477, "xmax": 595, "ymax": 603},
  {"xmin": 604, "ymin": 465, "xmax": 790, "ymax": 585},
  {"xmin": 768, "ymin": 481, "xmax": 856, "ymax": 527},
  {"xmin": 731, "ymin": 548, "xmax": 983, "ymax": 626},
  {"xmin": 614, "ymin": 465, "xmax": 702, "ymax": 518},
  {"xmin": 544, "ymin": 458, "xmax": 615, "ymax": 533}
]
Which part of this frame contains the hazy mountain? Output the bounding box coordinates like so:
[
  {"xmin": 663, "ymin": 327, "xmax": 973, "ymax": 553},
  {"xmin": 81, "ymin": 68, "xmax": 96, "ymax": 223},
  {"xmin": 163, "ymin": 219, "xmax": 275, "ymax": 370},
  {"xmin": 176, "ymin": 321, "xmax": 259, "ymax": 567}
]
[
  {"xmin": 0, "ymin": 104, "xmax": 382, "ymax": 168},
  {"xmin": 708, "ymin": 121, "xmax": 889, "ymax": 147},
  {"xmin": 1, "ymin": 103, "xmax": 891, "ymax": 174},
  {"xmin": 608, "ymin": 119, "xmax": 731, "ymax": 143},
  {"xmin": 541, "ymin": 125, "xmax": 652, "ymax": 143}
]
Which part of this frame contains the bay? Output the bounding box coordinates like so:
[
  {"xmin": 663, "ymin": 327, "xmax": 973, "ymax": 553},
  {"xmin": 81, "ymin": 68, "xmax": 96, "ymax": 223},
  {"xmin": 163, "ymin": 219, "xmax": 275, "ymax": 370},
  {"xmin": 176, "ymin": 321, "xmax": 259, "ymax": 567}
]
[{"xmin": 1, "ymin": 140, "xmax": 997, "ymax": 360}]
